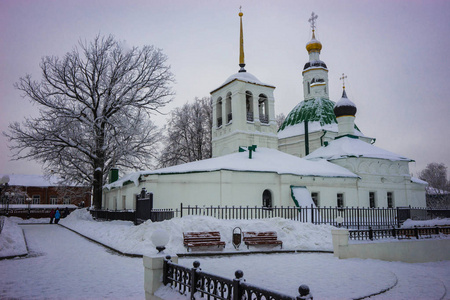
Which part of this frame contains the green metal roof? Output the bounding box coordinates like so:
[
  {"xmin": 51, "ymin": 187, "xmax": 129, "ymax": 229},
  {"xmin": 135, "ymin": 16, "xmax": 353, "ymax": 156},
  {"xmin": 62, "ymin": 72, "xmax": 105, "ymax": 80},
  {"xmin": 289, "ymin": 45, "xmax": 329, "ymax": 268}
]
[{"xmin": 278, "ymin": 97, "xmax": 337, "ymax": 132}]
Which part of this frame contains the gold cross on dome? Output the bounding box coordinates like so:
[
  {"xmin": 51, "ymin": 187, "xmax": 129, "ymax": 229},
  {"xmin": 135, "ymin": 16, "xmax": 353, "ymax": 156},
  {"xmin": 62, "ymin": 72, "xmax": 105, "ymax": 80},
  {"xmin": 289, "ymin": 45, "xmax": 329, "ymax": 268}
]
[
  {"xmin": 340, "ymin": 73, "xmax": 347, "ymax": 88},
  {"xmin": 308, "ymin": 12, "xmax": 318, "ymax": 31}
]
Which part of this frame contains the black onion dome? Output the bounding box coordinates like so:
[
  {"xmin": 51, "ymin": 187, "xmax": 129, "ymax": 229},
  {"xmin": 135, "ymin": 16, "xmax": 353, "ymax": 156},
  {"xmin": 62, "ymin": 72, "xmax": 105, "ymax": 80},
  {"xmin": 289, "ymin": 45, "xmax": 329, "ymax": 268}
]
[
  {"xmin": 334, "ymin": 89, "xmax": 357, "ymax": 117},
  {"xmin": 303, "ymin": 60, "xmax": 327, "ymax": 71}
]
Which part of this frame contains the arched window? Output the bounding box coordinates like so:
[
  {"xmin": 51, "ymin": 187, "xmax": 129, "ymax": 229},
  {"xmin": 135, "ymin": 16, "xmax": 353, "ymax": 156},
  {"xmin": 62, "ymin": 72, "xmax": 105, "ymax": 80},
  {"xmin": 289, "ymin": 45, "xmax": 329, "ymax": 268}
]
[
  {"xmin": 226, "ymin": 92, "xmax": 232, "ymax": 123},
  {"xmin": 246, "ymin": 91, "xmax": 253, "ymax": 122},
  {"xmin": 262, "ymin": 189, "xmax": 272, "ymax": 208},
  {"xmin": 216, "ymin": 97, "xmax": 223, "ymax": 127},
  {"xmin": 307, "ymin": 82, "xmax": 310, "ymax": 94},
  {"xmin": 258, "ymin": 94, "xmax": 269, "ymax": 124}
]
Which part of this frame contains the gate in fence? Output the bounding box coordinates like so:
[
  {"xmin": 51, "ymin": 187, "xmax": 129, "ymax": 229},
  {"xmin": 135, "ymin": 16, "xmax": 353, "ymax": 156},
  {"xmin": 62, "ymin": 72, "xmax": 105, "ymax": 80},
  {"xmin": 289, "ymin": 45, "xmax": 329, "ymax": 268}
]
[
  {"xmin": 163, "ymin": 255, "xmax": 313, "ymax": 300},
  {"xmin": 135, "ymin": 188, "xmax": 153, "ymax": 225}
]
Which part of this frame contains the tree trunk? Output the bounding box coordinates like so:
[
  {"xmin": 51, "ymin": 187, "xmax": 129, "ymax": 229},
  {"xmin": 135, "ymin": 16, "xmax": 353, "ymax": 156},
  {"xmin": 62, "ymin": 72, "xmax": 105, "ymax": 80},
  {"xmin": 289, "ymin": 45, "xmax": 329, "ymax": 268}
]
[{"xmin": 93, "ymin": 168, "xmax": 103, "ymax": 209}]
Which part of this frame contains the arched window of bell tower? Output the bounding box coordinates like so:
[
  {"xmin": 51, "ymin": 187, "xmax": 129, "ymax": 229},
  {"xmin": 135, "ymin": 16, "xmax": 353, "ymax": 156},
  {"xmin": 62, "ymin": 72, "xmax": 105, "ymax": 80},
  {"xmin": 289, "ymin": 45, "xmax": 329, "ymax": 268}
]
[
  {"xmin": 258, "ymin": 94, "xmax": 269, "ymax": 124},
  {"xmin": 226, "ymin": 92, "xmax": 232, "ymax": 124},
  {"xmin": 246, "ymin": 91, "xmax": 254, "ymax": 122},
  {"xmin": 216, "ymin": 97, "xmax": 223, "ymax": 127}
]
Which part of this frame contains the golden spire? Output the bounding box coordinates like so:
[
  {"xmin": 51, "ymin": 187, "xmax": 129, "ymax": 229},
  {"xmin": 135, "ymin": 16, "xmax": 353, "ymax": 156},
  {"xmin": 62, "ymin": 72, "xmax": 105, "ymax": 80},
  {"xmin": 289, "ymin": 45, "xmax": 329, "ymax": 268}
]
[{"xmin": 239, "ymin": 6, "xmax": 246, "ymax": 72}]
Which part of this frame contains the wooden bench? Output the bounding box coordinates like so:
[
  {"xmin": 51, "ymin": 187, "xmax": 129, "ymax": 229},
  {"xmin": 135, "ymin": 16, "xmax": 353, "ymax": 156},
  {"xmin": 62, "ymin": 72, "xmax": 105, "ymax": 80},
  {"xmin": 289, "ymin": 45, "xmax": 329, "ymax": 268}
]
[
  {"xmin": 183, "ymin": 231, "xmax": 226, "ymax": 252},
  {"xmin": 243, "ymin": 231, "xmax": 282, "ymax": 249}
]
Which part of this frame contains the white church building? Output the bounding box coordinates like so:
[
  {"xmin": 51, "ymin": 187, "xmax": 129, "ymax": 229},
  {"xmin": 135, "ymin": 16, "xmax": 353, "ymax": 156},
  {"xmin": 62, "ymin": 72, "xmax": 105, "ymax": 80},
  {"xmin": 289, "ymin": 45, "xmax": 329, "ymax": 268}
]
[{"xmin": 103, "ymin": 12, "xmax": 426, "ymax": 211}]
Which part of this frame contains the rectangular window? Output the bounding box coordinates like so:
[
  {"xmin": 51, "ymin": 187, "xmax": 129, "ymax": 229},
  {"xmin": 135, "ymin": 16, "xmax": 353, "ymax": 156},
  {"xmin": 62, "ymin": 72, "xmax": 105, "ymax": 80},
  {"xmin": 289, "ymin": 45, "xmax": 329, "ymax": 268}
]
[
  {"xmin": 32, "ymin": 195, "xmax": 40, "ymax": 204},
  {"xmin": 387, "ymin": 192, "xmax": 394, "ymax": 208},
  {"xmin": 311, "ymin": 192, "xmax": 319, "ymax": 206},
  {"xmin": 369, "ymin": 192, "xmax": 376, "ymax": 208},
  {"xmin": 50, "ymin": 196, "xmax": 58, "ymax": 205},
  {"xmin": 337, "ymin": 193, "xmax": 344, "ymax": 208},
  {"xmin": 17, "ymin": 196, "xmax": 24, "ymax": 204},
  {"xmin": 64, "ymin": 197, "xmax": 70, "ymax": 205},
  {"xmin": 122, "ymin": 196, "xmax": 126, "ymax": 210}
]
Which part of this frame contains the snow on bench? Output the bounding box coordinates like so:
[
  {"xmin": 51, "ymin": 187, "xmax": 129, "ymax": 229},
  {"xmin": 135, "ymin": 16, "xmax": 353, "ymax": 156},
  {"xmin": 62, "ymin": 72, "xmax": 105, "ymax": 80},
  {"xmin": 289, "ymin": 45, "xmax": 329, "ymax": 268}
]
[
  {"xmin": 243, "ymin": 231, "xmax": 282, "ymax": 249},
  {"xmin": 183, "ymin": 231, "xmax": 226, "ymax": 252}
]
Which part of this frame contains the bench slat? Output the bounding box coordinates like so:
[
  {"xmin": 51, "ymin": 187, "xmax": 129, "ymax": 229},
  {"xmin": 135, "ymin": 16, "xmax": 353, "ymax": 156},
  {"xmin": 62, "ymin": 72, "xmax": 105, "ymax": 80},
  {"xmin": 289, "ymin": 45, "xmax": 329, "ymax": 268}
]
[
  {"xmin": 242, "ymin": 231, "xmax": 282, "ymax": 249},
  {"xmin": 183, "ymin": 231, "xmax": 225, "ymax": 252}
]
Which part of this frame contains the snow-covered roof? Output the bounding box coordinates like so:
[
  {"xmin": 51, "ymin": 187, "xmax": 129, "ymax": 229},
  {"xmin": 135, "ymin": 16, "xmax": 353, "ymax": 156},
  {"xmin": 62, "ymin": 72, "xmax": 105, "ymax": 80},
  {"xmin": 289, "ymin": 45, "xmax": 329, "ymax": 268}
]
[
  {"xmin": 211, "ymin": 71, "xmax": 275, "ymax": 93},
  {"xmin": 105, "ymin": 147, "xmax": 358, "ymax": 189},
  {"xmin": 305, "ymin": 136, "xmax": 413, "ymax": 162},
  {"xmin": 1, "ymin": 174, "xmax": 74, "ymax": 187}
]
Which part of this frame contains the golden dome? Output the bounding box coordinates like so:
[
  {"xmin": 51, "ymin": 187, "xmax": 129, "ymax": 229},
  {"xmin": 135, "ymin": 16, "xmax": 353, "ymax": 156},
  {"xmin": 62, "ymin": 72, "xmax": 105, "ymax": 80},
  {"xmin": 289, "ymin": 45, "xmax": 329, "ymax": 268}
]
[{"xmin": 306, "ymin": 30, "xmax": 322, "ymax": 53}]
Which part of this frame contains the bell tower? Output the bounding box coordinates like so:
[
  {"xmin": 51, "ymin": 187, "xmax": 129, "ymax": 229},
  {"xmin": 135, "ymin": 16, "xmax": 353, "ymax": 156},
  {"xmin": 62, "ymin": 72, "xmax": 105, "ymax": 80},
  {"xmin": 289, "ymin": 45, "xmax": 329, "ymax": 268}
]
[
  {"xmin": 210, "ymin": 9, "xmax": 278, "ymax": 157},
  {"xmin": 302, "ymin": 12, "xmax": 329, "ymax": 101}
]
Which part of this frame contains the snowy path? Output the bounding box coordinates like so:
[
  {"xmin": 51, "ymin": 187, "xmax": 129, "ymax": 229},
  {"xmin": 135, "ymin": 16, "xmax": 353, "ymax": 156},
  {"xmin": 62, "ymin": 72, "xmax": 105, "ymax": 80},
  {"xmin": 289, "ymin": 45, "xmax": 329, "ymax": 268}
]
[
  {"xmin": 1, "ymin": 223, "xmax": 449, "ymax": 300},
  {"xmin": 0, "ymin": 224, "xmax": 144, "ymax": 300}
]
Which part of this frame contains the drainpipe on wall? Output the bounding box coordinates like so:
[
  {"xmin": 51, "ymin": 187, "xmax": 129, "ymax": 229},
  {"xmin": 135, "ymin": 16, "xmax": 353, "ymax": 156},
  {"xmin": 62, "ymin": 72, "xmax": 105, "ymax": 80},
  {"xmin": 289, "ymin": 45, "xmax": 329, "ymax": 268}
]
[{"xmin": 304, "ymin": 120, "xmax": 309, "ymax": 156}]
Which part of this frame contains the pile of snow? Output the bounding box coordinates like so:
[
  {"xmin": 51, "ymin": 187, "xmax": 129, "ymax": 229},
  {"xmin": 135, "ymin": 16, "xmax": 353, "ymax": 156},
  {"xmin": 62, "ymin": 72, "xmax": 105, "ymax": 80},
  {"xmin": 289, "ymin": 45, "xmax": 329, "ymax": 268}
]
[
  {"xmin": 61, "ymin": 208, "xmax": 335, "ymax": 256},
  {"xmin": 402, "ymin": 218, "xmax": 450, "ymax": 228},
  {"xmin": 0, "ymin": 217, "xmax": 27, "ymax": 258}
]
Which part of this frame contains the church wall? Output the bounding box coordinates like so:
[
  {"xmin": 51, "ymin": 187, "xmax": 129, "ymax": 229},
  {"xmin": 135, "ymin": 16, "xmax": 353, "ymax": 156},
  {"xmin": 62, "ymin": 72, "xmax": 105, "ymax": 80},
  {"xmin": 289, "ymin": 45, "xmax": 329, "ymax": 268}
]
[
  {"xmin": 278, "ymin": 131, "xmax": 327, "ymax": 158},
  {"xmin": 103, "ymin": 170, "xmax": 363, "ymax": 211},
  {"xmin": 330, "ymin": 157, "xmax": 426, "ymax": 208}
]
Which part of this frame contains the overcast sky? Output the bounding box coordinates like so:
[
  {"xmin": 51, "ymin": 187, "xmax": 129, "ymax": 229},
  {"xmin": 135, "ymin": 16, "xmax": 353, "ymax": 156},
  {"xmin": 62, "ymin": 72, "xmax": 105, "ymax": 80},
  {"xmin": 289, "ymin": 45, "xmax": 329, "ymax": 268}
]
[{"xmin": 1, "ymin": 0, "xmax": 449, "ymax": 178}]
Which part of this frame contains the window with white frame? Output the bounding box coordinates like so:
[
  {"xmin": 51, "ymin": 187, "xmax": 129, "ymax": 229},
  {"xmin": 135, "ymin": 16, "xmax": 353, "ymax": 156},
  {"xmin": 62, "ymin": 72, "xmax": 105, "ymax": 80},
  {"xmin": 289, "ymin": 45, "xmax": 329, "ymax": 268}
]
[
  {"xmin": 32, "ymin": 195, "xmax": 40, "ymax": 204},
  {"xmin": 369, "ymin": 192, "xmax": 376, "ymax": 208},
  {"xmin": 337, "ymin": 193, "xmax": 344, "ymax": 208},
  {"xmin": 387, "ymin": 192, "xmax": 394, "ymax": 208},
  {"xmin": 50, "ymin": 196, "xmax": 58, "ymax": 205},
  {"xmin": 311, "ymin": 192, "xmax": 319, "ymax": 206},
  {"xmin": 64, "ymin": 197, "xmax": 70, "ymax": 205}
]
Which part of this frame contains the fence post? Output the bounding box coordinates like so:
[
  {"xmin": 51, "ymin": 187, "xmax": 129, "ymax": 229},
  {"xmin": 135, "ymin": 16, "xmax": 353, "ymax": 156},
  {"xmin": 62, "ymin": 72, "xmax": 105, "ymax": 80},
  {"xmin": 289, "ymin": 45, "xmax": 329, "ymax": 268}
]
[
  {"xmin": 190, "ymin": 261, "xmax": 200, "ymax": 300},
  {"xmin": 232, "ymin": 270, "xmax": 244, "ymax": 300},
  {"xmin": 414, "ymin": 226, "xmax": 419, "ymax": 239},
  {"xmin": 369, "ymin": 226, "xmax": 373, "ymax": 241},
  {"xmin": 180, "ymin": 203, "xmax": 183, "ymax": 218},
  {"xmin": 297, "ymin": 284, "xmax": 313, "ymax": 300},
  {"xmin": 143, "ymin": 254, "xmax": 178, "ymax": 299}
]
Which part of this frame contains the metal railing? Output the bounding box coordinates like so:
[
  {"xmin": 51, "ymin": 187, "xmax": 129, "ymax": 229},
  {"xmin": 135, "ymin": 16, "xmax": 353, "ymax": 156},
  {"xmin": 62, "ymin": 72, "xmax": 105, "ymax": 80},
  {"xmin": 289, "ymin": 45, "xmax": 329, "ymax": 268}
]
[
  {"xmin": 163, "ymin": 255, "xmax": 313, "ymax": 300},
  {"xmin": 349, "ymin": 226, "xmax": 450, "ymax": 241},
  {"xmin": 177, "ymin": 204, "xmax": 402, "ymax": 229}
]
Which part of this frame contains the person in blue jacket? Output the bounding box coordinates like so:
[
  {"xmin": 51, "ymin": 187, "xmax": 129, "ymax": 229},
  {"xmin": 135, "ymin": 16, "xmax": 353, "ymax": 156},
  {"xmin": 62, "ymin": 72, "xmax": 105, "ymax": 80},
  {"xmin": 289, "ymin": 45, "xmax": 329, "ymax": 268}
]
[{"xmin": 54, "ymin": 208, "xmax": 61, "ymax": 224}]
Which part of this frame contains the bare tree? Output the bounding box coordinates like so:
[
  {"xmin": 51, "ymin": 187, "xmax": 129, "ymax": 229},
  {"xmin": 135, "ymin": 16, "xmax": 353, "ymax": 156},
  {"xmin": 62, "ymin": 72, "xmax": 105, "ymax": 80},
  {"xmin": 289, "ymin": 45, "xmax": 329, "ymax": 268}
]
[
  {"xmin": 419, "ymin": 163, "xmax": 450, "ymax": 208},
  {"xmin": 4, "ymin": 35, "xmax": 174, "ymax": 209},
  {"xmin": 158, "ymin": 97, "xmax": 212, "ymax": 167},
  {"xmin": 276, "ymin": 113, "xmax": 286, "ymax": 130}
]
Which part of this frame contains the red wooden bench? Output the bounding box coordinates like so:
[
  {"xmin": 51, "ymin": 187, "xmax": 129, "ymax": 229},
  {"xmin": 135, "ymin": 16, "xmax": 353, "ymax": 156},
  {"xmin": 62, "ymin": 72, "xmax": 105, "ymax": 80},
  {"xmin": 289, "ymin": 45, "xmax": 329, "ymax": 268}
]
[
  {"xmin": 243, "ymin": 231, "xmax": 282, "ymax": 249},
  {"xmin": 183, "ymin": 231, "xmax": 226, "ymax": 252}
]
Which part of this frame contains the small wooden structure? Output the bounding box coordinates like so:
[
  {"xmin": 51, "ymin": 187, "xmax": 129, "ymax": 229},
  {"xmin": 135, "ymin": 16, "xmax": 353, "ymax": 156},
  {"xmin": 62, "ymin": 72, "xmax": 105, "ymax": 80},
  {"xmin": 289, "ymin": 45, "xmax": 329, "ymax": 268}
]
[
  {"xmin": 183, "ymin": 231, "xmax": 226, "ymax": 252},
  {"xmin": 243, "ymin": 231, "xmax": 282, "ymax": 249}
]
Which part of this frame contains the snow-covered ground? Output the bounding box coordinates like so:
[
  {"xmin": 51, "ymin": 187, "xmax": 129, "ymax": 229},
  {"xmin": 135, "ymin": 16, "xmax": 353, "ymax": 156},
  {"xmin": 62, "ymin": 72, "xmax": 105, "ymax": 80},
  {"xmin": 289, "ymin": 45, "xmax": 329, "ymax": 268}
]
[{"xmin": 0, "ymin": 209, "xmax": 449, "ymax": 299}]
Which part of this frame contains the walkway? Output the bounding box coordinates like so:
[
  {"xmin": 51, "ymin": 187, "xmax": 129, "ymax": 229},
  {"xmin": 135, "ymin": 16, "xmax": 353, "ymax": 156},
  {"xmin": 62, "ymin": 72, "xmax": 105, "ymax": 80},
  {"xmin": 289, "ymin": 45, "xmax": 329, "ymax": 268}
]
[{"xmin": 0, "ymin": 224, "xmax": 144, "ymax": 299}]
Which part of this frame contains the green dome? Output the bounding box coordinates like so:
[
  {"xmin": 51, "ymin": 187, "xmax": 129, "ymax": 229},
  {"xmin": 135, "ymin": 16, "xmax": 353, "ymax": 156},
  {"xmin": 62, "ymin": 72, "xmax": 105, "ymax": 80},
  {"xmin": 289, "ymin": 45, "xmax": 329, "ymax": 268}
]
[{"xmin": 278, "ymin": 97, "xmax": 337, "ymax": 132}]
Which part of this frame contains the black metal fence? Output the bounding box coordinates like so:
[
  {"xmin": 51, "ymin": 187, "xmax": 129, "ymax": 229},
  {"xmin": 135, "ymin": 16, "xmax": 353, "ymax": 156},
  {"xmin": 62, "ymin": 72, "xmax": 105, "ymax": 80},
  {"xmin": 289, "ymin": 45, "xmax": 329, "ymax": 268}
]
[
  {"xmin": 176, "ymin": 204, "xmax": 450, "ymax": 229},
  {"xmin": 163, "ymin": 255, "xmax": 313, "ymax": 300},
  {"xmin": 349, "ymin": 226, "xmax": 450, "ymax": 241}
]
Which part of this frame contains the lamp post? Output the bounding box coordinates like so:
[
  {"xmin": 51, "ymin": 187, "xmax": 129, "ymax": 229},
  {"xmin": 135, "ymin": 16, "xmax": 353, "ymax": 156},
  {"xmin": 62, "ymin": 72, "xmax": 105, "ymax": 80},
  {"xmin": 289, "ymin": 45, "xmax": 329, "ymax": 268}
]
[
  {"xmin": 26, "ymin": 197, "xmax": 32, "ymax": 219},
  {"xmin": 151, "ymin": 229, "xmax": 169, "ymax": 253},
  {"xmin": 4, "ymin": 192, "xmax": 14, "ymax": 216},
  {"xmin": 335, "ymin": 215, "xmax": 344, "ymax": 228}
]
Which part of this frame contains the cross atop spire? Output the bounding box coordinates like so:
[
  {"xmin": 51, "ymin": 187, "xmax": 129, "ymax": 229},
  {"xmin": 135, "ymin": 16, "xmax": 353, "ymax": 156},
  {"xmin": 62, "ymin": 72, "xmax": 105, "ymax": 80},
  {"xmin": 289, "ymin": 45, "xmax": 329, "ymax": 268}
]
[
  {"xmin": 340, "ymin": 73, "xmax": 347, "ymax": 89},
  {"xmin": 308, "ymin": 12, "xmax": 318, "ymax": 32}
]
